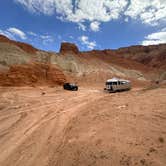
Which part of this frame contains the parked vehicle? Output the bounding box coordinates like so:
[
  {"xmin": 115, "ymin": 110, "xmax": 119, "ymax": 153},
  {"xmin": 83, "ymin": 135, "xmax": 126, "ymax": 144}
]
[
  {"xmin": 63, "ymin": 83, "xmax": 78, "ymax": 91},
  {"xmin": 104, "ymin": 77, "xmax": 131, "ymax": 92}
]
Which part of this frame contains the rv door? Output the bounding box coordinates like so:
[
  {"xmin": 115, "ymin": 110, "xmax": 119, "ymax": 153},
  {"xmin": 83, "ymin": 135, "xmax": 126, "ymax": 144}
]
[{"xmin": 112, "ymin": 81, "xmax": 118, "ymax": 91}]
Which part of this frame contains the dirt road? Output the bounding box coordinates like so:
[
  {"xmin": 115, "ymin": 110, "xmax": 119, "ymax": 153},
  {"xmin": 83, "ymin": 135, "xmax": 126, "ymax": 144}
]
[{"xmin": 0, "ymin": 86, "xmax": 166, "ymax": 166}]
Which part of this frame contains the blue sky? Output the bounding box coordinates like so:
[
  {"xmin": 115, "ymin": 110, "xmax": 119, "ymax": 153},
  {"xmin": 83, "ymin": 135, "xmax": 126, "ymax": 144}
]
[{"xmin": 0, "ymin": 0, "xmax": 165, "ymax": 52}]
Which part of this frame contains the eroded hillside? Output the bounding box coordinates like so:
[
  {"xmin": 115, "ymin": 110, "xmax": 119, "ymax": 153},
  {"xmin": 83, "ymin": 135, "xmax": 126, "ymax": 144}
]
[
  {"xmin": 0, "ymin": 63, "xmax": 66, "ymax": 86},
  {"xmin": 0, "ymin": 35, "xmax": 166, "ymax": 86}
]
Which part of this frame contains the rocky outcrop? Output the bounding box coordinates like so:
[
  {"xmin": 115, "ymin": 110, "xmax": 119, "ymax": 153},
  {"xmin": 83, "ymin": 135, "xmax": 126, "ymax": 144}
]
[
  {"xmin": 0, "ymin": 42, "xmax": 31, "ymax": 67},
  {"xmin": 0, "ymin": 35, "xmax": 52, "ymax": 67},
  {"xmin": 0, "ymin": 35, "xmax": 38, "ymax": 54},
  {"xmin": 115, "ymin": 44, "xmax": 166, "ymax": 69},
  {"xmin": 60, "ymin": 42, "xmax": 79, "ymax": 54},
  {"xmin": 0, "ymin": 63, "xmax": 67, "ymax": 86},
  {"xmin": 81, "ymin": 44, "xmax": 166, "ymax": 69}
]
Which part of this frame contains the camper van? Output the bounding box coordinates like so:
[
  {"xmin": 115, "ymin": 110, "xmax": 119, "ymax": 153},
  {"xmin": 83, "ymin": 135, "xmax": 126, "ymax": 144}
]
[{"xmin": 104, "ymin": 78, "xmax": 131, "ymax": 92}]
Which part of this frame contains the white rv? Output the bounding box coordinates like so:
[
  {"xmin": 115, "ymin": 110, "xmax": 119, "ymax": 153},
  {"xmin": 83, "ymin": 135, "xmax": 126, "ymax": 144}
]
[{"xmin": 104, "ymin": 78, "xmax": 131, "ymax": 92}]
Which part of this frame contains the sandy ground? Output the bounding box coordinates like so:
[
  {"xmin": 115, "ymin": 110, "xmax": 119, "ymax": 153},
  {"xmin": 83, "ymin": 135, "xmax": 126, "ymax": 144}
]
[{"xmin": 0, "ymin": 86, "xmax": 166, "ymax": 166}]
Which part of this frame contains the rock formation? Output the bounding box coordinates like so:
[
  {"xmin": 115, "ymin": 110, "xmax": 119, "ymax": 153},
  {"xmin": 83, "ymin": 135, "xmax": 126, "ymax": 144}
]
[
  {"xmin": 0, "ymin": 34, "xmax": 38, "ymax": 54},
  {"xmin": 0, "ymin": 63, "xmax": 66, "ymax": 86},
  {"xmin": 115, "ymin": 44, "xmax": 166, "ymax": 69},
  {"xmin": 0, "ymin": 34, "xmax": 166, "ymax": 86},
  {"xmin": 60, "ymin": 42, "xmax": 79, "ymax": 54}
]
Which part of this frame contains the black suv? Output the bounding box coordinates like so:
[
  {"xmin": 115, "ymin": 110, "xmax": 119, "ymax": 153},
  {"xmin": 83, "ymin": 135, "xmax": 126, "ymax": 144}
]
[{"xmin": 63, "ymin": 83, "xmax": 78, "ymax": 91}]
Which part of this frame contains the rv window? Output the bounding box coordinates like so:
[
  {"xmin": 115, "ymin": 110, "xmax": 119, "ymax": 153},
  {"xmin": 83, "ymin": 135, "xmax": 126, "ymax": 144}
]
[
  {"xmin": 106, "ymin": 82, "xmax": 111, "ymax": 85},
  {"xmin": 113, "ymin": 82, "xmax": 117, "ymax": 85},
  {"xmin": 121, "ymin": 81, "xmax": 126, "ymax": 85}
]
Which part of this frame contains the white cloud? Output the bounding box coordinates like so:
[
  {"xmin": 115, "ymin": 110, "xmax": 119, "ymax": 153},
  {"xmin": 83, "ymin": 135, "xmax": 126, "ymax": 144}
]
[
  {"xmin": 124, "ymin": 0, "xmax": 166, "ymax": 26},
  {"xmin": 67, "ymin": 0, "xmax": 128, "ymax": 22},
  {"xmin": 142, "ymin": 28, "xmax": 166, "ymax": 45},
  {"xmin": 0, "ymin": 27, "xmax": 56, "ymax": 46},
  {"xmin": 79, "ymin": 35, "xmax": 96, "ymax": 49},
  {"xmin": 40, "ymin": 34, "xmax": 55, "ymax": 45},
  {"xmin": 90, "ymin": 21, "xmax": 100, "ymax": 32},
  {"xmin": 0, "ymin": 27, "xmax": 27, "ymax": 40},
  {"xmin": 28, "ymin": 31, "xmax": 37, "ymax": 36},
  {"xmin": 28, "ymin": 32, "xmax": 56, "ymax": 44},
  {"xmin": 0, "ymin": 29, "xmax": 15, "ymax": 39},
  {"xmin": 28, "ymin": 32, "xmax": 56, "ymax": 45},
  {"xmin": 15, "ymin": 0, "xmax": 166, "ymax": 27},
  {"xmin": 78, "ymin": 23, "xmax": 86, "ymax": 31},
  {"xmin": 7, "ymin": 27, "xmax": 27, "ymax": 40},
  {"xmin": 15, "ymin": 0, "xmax": 127, "ymax": 22},
  {"xmin": 15, "ymin": 0, "xmax": 56, "ymax": 15}
]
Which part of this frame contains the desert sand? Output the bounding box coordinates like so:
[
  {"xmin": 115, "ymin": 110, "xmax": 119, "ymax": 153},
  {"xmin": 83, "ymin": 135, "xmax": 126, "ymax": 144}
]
[{"xmin": 0, "ymin": 85, "xmax": 165, "ymax": 166}]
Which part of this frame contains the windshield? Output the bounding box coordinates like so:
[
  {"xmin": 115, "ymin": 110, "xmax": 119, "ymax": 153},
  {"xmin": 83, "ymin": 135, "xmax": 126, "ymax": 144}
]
[{"xmin": 70, "ymin": 84, "xmax": 76, "ymax": 86}]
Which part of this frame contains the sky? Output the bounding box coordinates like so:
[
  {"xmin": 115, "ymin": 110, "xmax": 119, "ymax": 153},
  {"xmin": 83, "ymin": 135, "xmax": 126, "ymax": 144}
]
[{"xmin": 0, "ymin": 0, "xmax": 166, "ymax": 52}]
